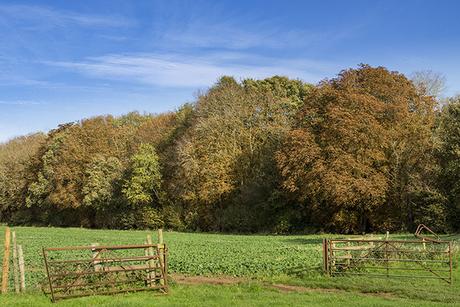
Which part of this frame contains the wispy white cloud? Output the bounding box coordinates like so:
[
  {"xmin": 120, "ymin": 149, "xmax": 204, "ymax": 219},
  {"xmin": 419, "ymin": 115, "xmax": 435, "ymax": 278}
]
[
  {"xmin": 0, "ymin": 75, "xmax": 51, "ymax": 87},
  {"xmin": 145, "ymin": 1, "xmax": 364, "ymax": 51},
  {"xmin": 98, "ymin": 34, "xmax": 130, "ymax": 42},
  {"xmin": 0, "ymin": 4, "xmax": 134, "ymax": 28},
  {"xmin": 0, "ymin": 99, "xmax": 44, "ymax": 106},
  {"xmin": 157, "ymin": 18, "xmax": 358, "ymax": 51},
  {"xmin": 44, "ymin": 52, "xmax": 340, "ymax": 88}
]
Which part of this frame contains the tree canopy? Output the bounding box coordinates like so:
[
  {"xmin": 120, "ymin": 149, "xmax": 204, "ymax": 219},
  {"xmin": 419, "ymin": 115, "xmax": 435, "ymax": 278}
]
[{"xmin": 0, "ymin": 66, "xmax": 457, "ymax": 233}]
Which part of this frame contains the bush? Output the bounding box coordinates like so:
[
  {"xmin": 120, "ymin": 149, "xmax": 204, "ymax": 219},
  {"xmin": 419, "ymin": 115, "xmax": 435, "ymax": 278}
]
[
  {"xmin": 412, "ymin": 191, "xmax": 449, "ymax": 232},
  {"xmin": 162, "ymin": 206, "xmax": 184, "ymax": 231}
]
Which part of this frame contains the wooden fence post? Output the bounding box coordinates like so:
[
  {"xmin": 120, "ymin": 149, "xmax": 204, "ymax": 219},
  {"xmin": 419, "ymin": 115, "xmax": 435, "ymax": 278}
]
[
  {"xmin": 158, "ymin": 229, "xmax": 165, "ymax": 286},
  {"xmin": 18, "ymin": 245, "xmax": 25, "ymax": 292},
  {"xmin": 346, "ymin": 239, "xmax": 351, "ymax": 267},
  {"xmin": 322, "ymin": 239, "xmax": 329, "ymax": 275},
  {"xmin": 1, "ymin": 227, "xmax": 11, "ymax": 294},
  {"xmin": 449, "ymin": 241, "xmax": 453, "ymax": 285},
  {"xmin": 144, "ymin": 240, "xmax": 149, "ymax": 286},
  {"xmin": 146, "ymin": 235, "xmax": 155, "ymax": 287},
  {"xmin": 12, "ymin": 231, "xmax": 19, "ymax": 293},
  {"xmin": 91, "ymin": 243, "xmax": 101, "ymax": 272}
]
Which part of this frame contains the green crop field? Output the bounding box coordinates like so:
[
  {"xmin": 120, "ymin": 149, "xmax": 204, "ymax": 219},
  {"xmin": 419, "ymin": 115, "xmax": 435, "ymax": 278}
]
[{"xmin": 0, "ymin": 225, "xmax": 459, "ymax": 306}]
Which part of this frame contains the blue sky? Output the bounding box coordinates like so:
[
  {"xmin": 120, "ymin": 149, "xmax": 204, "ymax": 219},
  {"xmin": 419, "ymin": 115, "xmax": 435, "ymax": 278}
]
[{"xmin": 1, "ymin": 0, "xmax": 460, "ymax": 142}]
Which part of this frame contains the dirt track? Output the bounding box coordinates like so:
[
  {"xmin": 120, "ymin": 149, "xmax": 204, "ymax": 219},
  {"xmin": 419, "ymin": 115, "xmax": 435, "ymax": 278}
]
[{"xmin": 171, "ymin": 274, "xmax": 396, "ymax": 299}]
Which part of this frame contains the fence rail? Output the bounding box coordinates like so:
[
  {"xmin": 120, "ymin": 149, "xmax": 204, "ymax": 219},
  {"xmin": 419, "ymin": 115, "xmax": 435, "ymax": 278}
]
[
  {"xmin": 322, "ymin": 238, "xmax": 453, "ymax": 284},
  {"xmin": 42, "ymin": 242, "xmax": 168, "ymax": 302}
]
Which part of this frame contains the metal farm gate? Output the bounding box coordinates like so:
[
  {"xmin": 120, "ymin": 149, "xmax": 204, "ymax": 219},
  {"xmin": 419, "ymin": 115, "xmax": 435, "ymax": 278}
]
[
  {"xmin": 322, "ymin": 238, "xmax": 453, "ymax": 284},
  {"xmin": 42, "ymin": 243, "xmax": 168, "ymax": 302}
]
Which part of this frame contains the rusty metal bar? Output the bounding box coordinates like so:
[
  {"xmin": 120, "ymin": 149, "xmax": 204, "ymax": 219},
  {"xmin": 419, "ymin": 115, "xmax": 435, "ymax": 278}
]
[
  {"xmin": 331, "ymin": 257, "xmax": 449, "ymax": 263},
  {"xmin": 48, "ymin": 265, "xmax": 158, "ymax": 279},
  {"xmin": 43, "ymin": 242, "xmax": 169, "ymax": 301},
  {"xmin": 333, "ymin": 264, "xmax": 451, "ymax": 272},
  {"xmin": 55, "ymin": 266, "xmax": 162, "ymax": 295},
  {"xmin": 414, "ymin": 224, "xmax": 442, "ymax": 243},
  {"xmin": 52, "ymin": 276, "xmax": 165, "ymax": 290},
  {"xmin": 410, "ymin": 255, "xmax": 452, "ymax": 283},
  {"xmin": 331, "ymin": 271, "xmax": 450, "ymax": 281},
  {"xmin": 48, "ymin": 255, "xmax": 159, "ymax": 265},
  {"xmin": 331, "ymin": 248, "xmax": 449, "ymax": 254},
  {"xmin": 44, "ymin": 243, "xmax": 162, "ymax": 251},
  {"xmin": 42, "ymin": 248, "xmax": 56, "ymax": 303},
  {"xmin": 330, "ymin": 239, "xmax": 450, "ymax": 244},
  {"xmin": 324, "ymin": 236, "xmax": 453, "ymax": 284},
  {"xmin": 53, "ymin": 285, "xmax": 167, "ymax": 301}
]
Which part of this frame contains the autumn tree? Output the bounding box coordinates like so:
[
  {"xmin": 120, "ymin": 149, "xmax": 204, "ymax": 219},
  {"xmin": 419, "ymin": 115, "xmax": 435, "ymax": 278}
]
[
  {"xmin": 25, "ymin": 124, "xmax": 72, "ymax": 224},
  {"xmin": 278, "ymin": 65, "xmax": 439, "ymax": 232},
  {"xmin": 172, "ymin": 76, "xmax": 311, "ymax": 231},
  {"xmin": 0, "ymin": 133, "xmax": 46, "ymax": 223}
]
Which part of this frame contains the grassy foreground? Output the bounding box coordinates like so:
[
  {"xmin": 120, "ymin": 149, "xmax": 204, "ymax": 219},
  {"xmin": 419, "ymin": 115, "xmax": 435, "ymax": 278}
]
[
  {"xmin": 1, "ymin": 283, "xmax": 454, "ymax": 307},
  {"xmin": 0, "ymin": 225, "xmax": 458, "ymax": 306}
]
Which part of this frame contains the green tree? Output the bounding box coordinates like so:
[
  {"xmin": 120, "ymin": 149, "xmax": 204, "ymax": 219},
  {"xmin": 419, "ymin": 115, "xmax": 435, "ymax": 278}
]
[
  {"xmin": 123, "ymin": 144, "xmax": 163, "ymax": 207},
  {"xmin": 437, "ymin": 97, "xmax": 460, "ymax": 230},
  {"xmin": 82, "ymin": 155, "xmax": 123, "ymax": 209}
]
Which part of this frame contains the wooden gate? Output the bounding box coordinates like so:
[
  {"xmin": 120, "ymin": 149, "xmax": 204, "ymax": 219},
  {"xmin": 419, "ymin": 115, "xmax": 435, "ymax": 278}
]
[
  {"xmin": 42, "ymin": 243, "xmax": 168, "ymax": 302},
  {"xmin": 322, "ymin": 238, "xmax": 453, "ymax": 284}
]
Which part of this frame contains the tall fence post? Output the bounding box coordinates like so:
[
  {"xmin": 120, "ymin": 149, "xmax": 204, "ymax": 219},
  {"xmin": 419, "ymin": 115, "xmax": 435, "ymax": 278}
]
[
  {"xmin": 322, "ymin": 238, "xmax": 329, "ymax": 275},
  {"xmin": 18, "ymin": 245, "xmax": 25, "ymax": 292},
  {"xmin": 1, "ymin": 227, "xmax": 11, "ymax": 294},
  {"xmin": 449, "ymin": 241, "xmax": 453, "ymax": 285},
  {"xmin": 329, "ymin": 239, "xmax": 334, "ymax": 275},
  {"xmin": 163, "ymin": 244, "xmax": 169, "ymax": 291},
  {"xmin": 385, "ymin": 241, "xmax": 389, "ymax": 277},
  {"xmin": 91, "ymin": 243, "xmax": 101, "ymax": 272},
  {"xmin": 12, "ymin": 231, "xmax": 19, "ymax": 293},
  {"xmin": 146, "ymin": 235, "xmax": 155, "ymax": 287},
  {"xmin": 158, "ymin": 229, "xmax": 165, "ymax": 287}
]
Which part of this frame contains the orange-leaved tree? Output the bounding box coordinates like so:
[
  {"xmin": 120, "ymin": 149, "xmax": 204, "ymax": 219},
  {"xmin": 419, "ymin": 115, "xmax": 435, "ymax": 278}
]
[{"xmin": 277, "ymin": 65, "xmax": 438, "ymax": 233}]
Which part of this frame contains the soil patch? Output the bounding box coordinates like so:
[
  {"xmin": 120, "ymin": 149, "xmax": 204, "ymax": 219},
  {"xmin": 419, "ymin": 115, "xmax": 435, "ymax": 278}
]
[
  {"xmin": 172, "ymin": 274, "xmax": 396, "ymax": 299},
  {"xmin": 270, "ymin": 283, "xmax": 396, "ymax": 299},
  {"xmin": 270, "ymin": 283, "xmax": 341, "ymax": 293},
  {"xmin": 172, "ymin": 274, "xmax": 246, "ymax": 285}
]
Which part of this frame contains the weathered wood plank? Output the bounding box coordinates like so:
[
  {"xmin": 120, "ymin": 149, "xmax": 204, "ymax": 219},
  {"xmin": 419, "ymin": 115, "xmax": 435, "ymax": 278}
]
[{"xmin": 1, "ymin": 227, "xmax": 11, "ymax": 294}]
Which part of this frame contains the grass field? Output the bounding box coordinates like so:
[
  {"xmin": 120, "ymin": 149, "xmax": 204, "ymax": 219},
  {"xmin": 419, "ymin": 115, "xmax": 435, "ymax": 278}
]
[
  {"xmin": 2, "ymin": 283, "xmax": 456, "ymax": 307},
  {"xmin": 0, "ymin": 225, "xmax": 459, "ymax": 306}
]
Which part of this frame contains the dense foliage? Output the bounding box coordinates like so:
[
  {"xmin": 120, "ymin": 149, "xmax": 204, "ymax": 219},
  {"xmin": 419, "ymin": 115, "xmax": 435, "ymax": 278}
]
[{"xmin": 0, "ymin": 66, "xmax": 458, "ymax": 233}]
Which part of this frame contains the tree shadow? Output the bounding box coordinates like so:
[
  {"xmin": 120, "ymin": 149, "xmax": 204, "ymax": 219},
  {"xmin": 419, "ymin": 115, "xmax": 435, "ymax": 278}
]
[
  {"xmin": 286, "ymin": 264, "xmax": 323, "ymax": 277},
  {"xmin": 282, "ymin": 238, "xmax": 324, "ymax": 245}
]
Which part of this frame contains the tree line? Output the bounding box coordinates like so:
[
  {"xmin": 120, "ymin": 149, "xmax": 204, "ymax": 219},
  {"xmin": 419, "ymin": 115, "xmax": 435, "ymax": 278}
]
[{"xmin": 0, "ymin": 65, "xmax": 459, "ymax": 233}]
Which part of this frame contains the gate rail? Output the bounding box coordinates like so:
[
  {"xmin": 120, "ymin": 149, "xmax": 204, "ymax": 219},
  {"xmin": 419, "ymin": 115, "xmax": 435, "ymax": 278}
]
[
  {"xmin": 42, "ymin": 243, "xmax": 168, "ymax": 302},
  {"xmin": 322, "ymin": 238, "xmax": 453, "ymax": 284}
]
